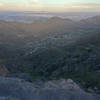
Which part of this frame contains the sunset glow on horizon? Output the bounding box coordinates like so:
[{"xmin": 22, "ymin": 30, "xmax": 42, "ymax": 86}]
[{"xmin": 0, "ymin": 0, "xmax": 100, "ymax": 12}]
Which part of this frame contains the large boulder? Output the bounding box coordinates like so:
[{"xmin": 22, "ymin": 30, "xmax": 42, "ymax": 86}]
[{"xmin": 0, "ymin": 77, "xmax": 100, "ymax": 100}]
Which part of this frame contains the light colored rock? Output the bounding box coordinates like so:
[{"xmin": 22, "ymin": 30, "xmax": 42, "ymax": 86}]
[{"xmin": 43, "ymin": 79, "xmax": 82, "ymax": 91}]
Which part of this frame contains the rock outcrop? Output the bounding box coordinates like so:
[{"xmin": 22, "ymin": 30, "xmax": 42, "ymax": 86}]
[
  {"xmin": 0, "ymin": 77, "xmax": 100, "ymax": 100},
  {"xmin": 43, "ymin": 79, "xmax": 82, "ymax": 91}
]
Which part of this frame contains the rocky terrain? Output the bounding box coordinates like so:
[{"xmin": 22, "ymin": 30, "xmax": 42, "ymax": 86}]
[
  {"xmin": 0, "ymin": 77, "xmax": 100, "ymax": 100},
  {"xmin": 0, "ymin": 16, "xmax": 100, "ymax": 99}
]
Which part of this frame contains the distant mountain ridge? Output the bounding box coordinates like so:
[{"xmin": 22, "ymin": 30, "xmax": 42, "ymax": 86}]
[
  {"xmin": 0, "ymin": 11, "xmax": 100, "ymax": 22},
  {"xmin": 0, "ymin": 15, "xmax": 100, "ymax": 40}
]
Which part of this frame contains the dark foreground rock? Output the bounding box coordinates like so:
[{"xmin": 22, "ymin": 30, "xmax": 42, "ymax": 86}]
[
  {"xmin": 0, "ymin": 65, "xmax": 9, "ymax": 77},
  {"xmin": 0, "ymin": 77, "xmax": 100, "ymax": 100},
  {"xmin": 8, "ymin": 73, "xmax": 32, "ymax": 82}
]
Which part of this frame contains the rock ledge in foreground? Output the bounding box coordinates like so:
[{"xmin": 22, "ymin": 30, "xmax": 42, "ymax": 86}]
[{"xmin": 0, "ymin": 77, "xmax": 100, "ymax": 100}]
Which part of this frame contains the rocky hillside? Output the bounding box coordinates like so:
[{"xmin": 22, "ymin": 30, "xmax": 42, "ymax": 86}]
[{"xmin": 0, "ymin": 16, "xmax": 100, "ymax": 95}]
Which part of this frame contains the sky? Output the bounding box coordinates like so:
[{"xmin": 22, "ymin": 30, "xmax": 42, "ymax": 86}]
[{"xmin": 0, "ymin": 0, "xmax": 100, "ymax": 12}]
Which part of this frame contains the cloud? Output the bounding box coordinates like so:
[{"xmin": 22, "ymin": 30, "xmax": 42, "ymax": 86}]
[
  {"xmin": 77, "ymin": 2, "xmax": 100, "ymax": 8},
  {"xmin": 0, "ymin": 1, "xmax": 100, "ymax": 12},
  {"xmin": 32, "ymin": 0, "xmax": 39, "ymax": 3},
  {"xmin": 69, "ymin": 3, "xmax": 100, "ymax": 11},
  {"xmin": 28, "ymin": 0, "xmax": 40, "ymax": 4},
  {"xmin": 0, "ymin": 2, "xmax": 3, "ymax": 7}
]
